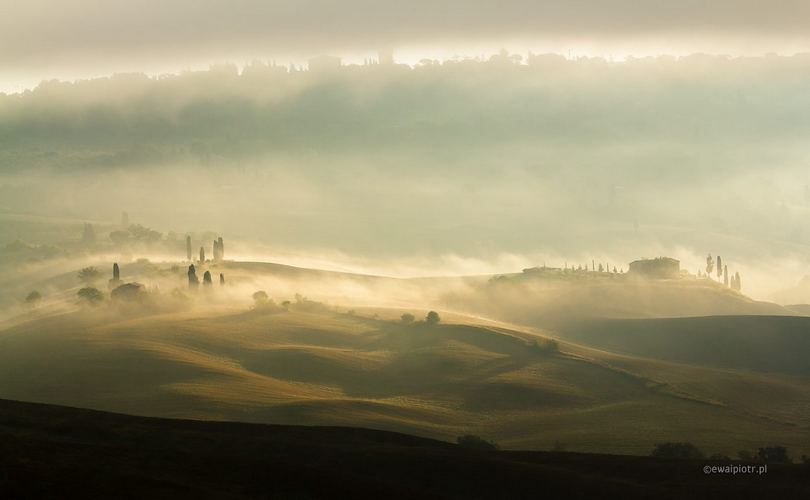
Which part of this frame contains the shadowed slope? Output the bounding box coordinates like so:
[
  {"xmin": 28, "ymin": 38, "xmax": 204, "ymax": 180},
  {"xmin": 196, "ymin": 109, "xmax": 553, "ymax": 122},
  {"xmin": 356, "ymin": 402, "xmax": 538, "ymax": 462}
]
[
  {"xmin": 556, "ymin": 315, "xmax": 810, "ymax": 376},
  {"xmin": 2, "ymin": 398, "xmax": 809, "ymax": 500}
]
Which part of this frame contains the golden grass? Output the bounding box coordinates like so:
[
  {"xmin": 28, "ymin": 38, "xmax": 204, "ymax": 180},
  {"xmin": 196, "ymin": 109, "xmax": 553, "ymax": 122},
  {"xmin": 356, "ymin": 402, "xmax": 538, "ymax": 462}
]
[{"xmin": 0, "ymin": 306, "xmax": 808, "ymax": 457}]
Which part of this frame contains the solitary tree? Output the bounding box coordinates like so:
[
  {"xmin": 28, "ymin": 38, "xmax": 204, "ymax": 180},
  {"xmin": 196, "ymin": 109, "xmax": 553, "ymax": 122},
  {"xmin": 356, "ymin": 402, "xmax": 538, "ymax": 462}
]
[
  {"xmin": 426, "ymin": 311, "xmax": 441, "ymax": 325},
  {"xmin": 203, "ymin": 270, "xmax": 213, "ymax": 286},
  {"xmin": 188, "ymin": 264, "xmax": 199, "ymax": 288},
  {"xmin": 78, "ymin": 266, "xmax": 101, "ymax": 284},
  {"xmin": 113, "ymin": 263, "xmax": 120, "ymax": 281},
  {"xmin": 186, "ymin": 235, "xmax": 192, "ymax": 261},
  {"xmin": 401, "ymin": 313, "xmax": 415, "ymax": 324},
  {"xmin": 212, "ymin": 237, "xmax": 225, "ymax": 261},
  {"xmin": 252, "ymin": 290, "xmax": 269, "ymax": 306},
  {"xmin": 77, "ymin": 287, "xmax": 104, "ymax": 304},
  {"xmin": 24, "ymin": 290, "xmax": 42, "ymax": 307},
  {"xmin": 757, "ymin": 446, "xmax": 792, "ymax": 464}
]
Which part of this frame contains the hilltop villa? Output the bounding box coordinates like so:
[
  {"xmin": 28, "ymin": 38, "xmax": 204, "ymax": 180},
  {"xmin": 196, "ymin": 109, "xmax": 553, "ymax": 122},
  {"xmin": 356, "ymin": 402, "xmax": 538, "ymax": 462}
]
[{"xmin": 628, "ymin": 257, "xmax": 680, "ymax": 279}]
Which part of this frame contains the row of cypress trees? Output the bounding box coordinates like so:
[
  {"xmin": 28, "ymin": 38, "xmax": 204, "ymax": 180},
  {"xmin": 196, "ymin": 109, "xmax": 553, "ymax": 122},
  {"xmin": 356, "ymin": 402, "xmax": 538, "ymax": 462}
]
[
  {"xmin": 186, "ymin": 236, "xmax": 225, "ymax": 263},
  {"xmin": 187, "ymin": 264, "xmax": 225, "ymax": 288}
]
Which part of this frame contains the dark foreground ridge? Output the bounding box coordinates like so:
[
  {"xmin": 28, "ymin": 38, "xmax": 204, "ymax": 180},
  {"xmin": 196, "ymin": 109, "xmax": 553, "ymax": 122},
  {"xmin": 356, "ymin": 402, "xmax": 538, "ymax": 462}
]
[{"xmin": 0, "ymin": 399, "xmax": 807, "ymax": 499}]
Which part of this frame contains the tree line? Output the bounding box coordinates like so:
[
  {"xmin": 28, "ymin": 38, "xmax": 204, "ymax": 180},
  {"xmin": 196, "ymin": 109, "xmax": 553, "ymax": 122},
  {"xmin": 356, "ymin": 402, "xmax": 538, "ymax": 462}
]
[{"xmin": 702, "ymin": 254, "xmax": 742, "ymax": 292}]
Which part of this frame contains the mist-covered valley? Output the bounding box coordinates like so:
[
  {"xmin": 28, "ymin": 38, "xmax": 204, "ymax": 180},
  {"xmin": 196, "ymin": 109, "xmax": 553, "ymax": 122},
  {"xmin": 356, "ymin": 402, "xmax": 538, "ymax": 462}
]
[
  {"xmin": 2, "ymin": 218, "xmax": 810, "ymax": 457},
  {"xmin": 4, "ymin": 54, "xmax": 810, "ymax": 300}
]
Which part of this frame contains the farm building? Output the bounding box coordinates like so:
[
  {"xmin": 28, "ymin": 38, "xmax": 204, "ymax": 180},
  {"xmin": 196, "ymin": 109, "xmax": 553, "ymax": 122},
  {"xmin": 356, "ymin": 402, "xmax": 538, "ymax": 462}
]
[{"xmin": 628, "ymin": 257, "xmax": 680, "ymax": 279}]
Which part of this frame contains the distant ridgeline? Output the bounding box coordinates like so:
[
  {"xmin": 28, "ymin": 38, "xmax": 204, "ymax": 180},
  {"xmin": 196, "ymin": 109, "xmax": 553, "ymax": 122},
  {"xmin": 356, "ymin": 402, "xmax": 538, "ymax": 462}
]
[
  {"xmin": 517, "ymin": 255, "xmax": 741, "ymax": 291},
  {"xmin": 518, "ymin": 257, "xmax": 681, "ymax": 279},
  {"xmin": 4, "ymin": 53, "xmax": 810, "ymax": 175}
]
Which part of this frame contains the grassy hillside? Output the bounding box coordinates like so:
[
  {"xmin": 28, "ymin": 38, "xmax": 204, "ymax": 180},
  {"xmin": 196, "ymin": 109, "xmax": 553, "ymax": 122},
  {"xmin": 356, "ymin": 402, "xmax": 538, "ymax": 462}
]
[
  {"xmin": 556, "ymin": 316, "xmax": 810, "ymax": 376},
  {"xmin": 1, "ymin": 305, "xmax": 808, "ymax": 456},
  {"xmin": 442, "ymin": 272, "xmax": 792, "ymax": 328},
  {"xmin": 2, "ymin": 398, "xmax": 808, "ymax": 500}
]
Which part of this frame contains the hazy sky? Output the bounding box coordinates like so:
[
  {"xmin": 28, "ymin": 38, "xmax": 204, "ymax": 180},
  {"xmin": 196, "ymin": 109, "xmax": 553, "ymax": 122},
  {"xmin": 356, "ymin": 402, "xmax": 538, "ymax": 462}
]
[
  {"xmin": 3, "ymin": 0, "xmax": 810, "ymax": 92},
  {"xmin": 3, "ymin": 2, "xmax": 810, "ymax": 299}
]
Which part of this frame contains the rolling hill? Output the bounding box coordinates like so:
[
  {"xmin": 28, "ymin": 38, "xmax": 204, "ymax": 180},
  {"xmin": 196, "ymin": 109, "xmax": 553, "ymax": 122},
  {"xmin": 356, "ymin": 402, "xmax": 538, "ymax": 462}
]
[
  {"xmin": 554, "ymin": 315, "xmax": 810, "ymax": 376},
  {"xmin": 442, "ymin": 271, "xmax": 794, "ymax": 328},
  {"xmin": 2, "ymin": 257, "xmax": 794, "ymax": 332},
  {"xmin": 2, "ymin": 398, "xmax": 808, "ymax": 500},
  {"xmin": 1, "ymin": 302, "xmax": 808, "ymax": 457}
]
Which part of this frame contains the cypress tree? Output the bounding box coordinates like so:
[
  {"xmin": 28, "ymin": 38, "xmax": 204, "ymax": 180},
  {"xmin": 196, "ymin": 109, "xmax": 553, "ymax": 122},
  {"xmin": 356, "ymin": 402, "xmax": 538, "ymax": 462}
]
[
  {"xmin": 199, "ymin": 246, "xmax": 205, "ymax": 263},
  {"xmin": 113, "ymin": 263, "xmax": 120, "ymax": 281},
  {"xmin": 203, "ymin": 271, "xmax": 213, "ymax": 285},
  {"xmin": 188, "ymin": 265, "xmax": 199, "ymax": 288},
  {"xmin": 723, "ymin": 265, "xmax": 729, "ymax": 286},
  {"xmin": 219, "ymin": 273, "xmax": 225, "ymax": 285}
]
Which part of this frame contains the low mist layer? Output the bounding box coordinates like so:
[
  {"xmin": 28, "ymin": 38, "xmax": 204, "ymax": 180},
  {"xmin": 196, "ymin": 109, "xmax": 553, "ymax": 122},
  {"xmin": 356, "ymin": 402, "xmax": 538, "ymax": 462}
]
[{"xmin": 3, "ymin": 54, "xmax": 810, "ymax": 297}]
